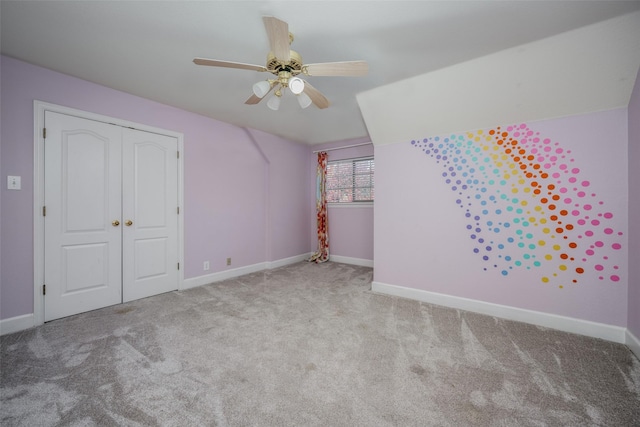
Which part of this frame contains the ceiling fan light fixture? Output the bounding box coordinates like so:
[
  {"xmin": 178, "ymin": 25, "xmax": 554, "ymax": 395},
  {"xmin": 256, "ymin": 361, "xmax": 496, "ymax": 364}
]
[
  {"xmin": 194, "ymin": 16, "xmax": 368, "ymax": 112},
  {"xmin": 288, "ymin": 77, "xmax": 305, "ymax": 95},
  {"xmin": 267, "ymin": 94, "xmax": 281, "ymax": 111},
  {"xmin": 252, "ymin": 80, "xmax": 272, "ymax": 98},
  {"xmin": 297, "ymin": 91, "xmax": 312, "ymax": 109}
]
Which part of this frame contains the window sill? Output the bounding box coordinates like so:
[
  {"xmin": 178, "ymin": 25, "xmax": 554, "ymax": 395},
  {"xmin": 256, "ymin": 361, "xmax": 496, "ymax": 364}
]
[{"xmin": 327, "ymin": 202, "xmax": 374, "ymax": 209}]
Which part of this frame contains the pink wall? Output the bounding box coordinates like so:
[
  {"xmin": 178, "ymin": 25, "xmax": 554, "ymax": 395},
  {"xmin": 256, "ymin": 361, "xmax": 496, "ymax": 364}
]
[
  {"xmin": 374, "ymin": 109, "xmax": 629, "ymax": 326},
  {"xmin": 628, "ymin": 68, "xmax": 640, "ymax": 337},
  {"xmin": 309, "ymin": 138, "xmax": 374, "ymax": 262},
  {"xmin": 0, "ymin": 56, "xmax": 310, "ymax": 320}
]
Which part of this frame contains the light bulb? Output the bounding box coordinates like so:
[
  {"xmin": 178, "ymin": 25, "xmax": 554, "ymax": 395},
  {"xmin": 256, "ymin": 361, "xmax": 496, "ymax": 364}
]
[
  {"xmin": 297, "ymin": 91, "xmax": 312, "ymax": 109},
  {"xmin": 288, "ymin": 77, "xmax": 305, "ymax": 95},
  {"xmin": 252, "ymin": 81, "xmax": 271, "ymax": 98},
  {"xmin": 267, "ymin": 95, "xmax": 281, "ymax": 111}
]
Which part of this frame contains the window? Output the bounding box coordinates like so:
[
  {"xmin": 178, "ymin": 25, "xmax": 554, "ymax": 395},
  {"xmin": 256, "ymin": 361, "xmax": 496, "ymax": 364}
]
[{"xmin": 326, "ymin": 157, "xmax": 374, "ymax": 203}]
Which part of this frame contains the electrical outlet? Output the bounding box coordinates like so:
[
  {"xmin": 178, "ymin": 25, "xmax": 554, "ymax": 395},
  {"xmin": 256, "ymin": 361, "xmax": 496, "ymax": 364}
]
[
  {"xmin": 226, "ymin": 258, "xmax": 231, "ymax": 266},
  {"xmin": 203, "ymin": 261, "xmax": 210, "ymax": 271}
]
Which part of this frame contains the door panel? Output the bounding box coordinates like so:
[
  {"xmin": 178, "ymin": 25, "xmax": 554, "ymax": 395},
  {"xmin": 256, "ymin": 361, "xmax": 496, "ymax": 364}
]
[
  {"xmin": 135, "ymin": 238, "xmax": 169, "ymax": 279},
  {"xmin": 134, "ymin": 143, "xmax": 168, "ymax": 227},
  {"xmin": 64, "ymin": 134, "xmax": 110, "ymax": 232},
  {"xmin": 63, "ymin": 243, "xmax": 109, "ymax": 292},
  {"xmin": 44, "ymin": 112, "xmax": 122, "ymax": 321},
  {"xmin": 122, "ymin": 129, "xmax": 178, "ymax": 302}
]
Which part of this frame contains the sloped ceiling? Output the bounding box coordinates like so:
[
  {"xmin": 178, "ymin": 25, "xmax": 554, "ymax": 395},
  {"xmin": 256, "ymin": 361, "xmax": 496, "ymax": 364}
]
[
  {"xmin": 2, "ymin": 1, "xmax": 639, "ymax": 144},
  {"xmin": 357, "ymin": 11, "xmax": 640, "ymax": 145}
]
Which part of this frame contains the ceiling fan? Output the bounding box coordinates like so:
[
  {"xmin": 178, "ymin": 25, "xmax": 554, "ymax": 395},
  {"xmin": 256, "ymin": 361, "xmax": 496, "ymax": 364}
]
[{"xmin": 193, "ymin": 16, "xmax": 368, "ymax": 110}]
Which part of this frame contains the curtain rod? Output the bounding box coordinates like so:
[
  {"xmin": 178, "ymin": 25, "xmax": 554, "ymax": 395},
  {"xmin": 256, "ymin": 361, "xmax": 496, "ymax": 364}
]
[{"xmin": 312, "ymin": 142, "xmax": 372, "ymax": 153}]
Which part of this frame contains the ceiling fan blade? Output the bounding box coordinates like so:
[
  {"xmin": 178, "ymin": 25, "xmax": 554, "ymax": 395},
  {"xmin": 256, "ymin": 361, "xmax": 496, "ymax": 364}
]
[
  {"xmin": 245, "ymin": 85, "xmax": 274, "ymax": 105},
  {"xmin": 244, "ymin": 94, "xmax": 263, "ymax": 105},
  {"xmin": 262, "ymin": 16, "xmax": 290, "ymax": 62},
  {"xmin": 304, "ymin": 61, "xmax": 369, "ymax": 77},
  {"xmin": 193, "ymin": 58, "xmax": 267, "ymax": 72},
  {"xmin": 303, "ymin": 82, "xmax": 329, "ymax": 109}
]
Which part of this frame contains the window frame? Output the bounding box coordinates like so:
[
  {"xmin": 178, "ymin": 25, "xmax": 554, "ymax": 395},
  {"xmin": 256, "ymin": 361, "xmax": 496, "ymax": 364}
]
[{"xmin": 325, "ymin": 156, "xmax": 374, "ymax": 205}]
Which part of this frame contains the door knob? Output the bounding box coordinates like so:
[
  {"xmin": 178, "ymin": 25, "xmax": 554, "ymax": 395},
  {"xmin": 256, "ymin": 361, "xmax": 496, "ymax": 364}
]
[
  {"xmin": 125, "ymin": 220, "xmax": 133, "ymax": 226},
  {"xmin": 112, "ymin": 220, "xmax": 120, "ymax": 226}
]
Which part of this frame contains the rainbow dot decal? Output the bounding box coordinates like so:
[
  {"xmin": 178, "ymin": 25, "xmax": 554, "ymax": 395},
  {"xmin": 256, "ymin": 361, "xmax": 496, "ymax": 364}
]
[{"xmin": 410, "ymin": 124, "xmax": 623, "ymax": 288}]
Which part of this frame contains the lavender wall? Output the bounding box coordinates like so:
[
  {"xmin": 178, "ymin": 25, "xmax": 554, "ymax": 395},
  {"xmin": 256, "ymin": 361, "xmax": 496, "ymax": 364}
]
[
  {"xmin": 374, "ymin": 109, "xmax": 629, "ymax": 326},
  {"xmin": 309, "ymin": 138, "xmax": 374, "ymax": 262},
  {"xmin": 247, "ymin": 128, "xmax": 311, "ymax": 262},
  {"xmin": 0, "ymin": 56, "xmax": 310, "ymax": 320},
  {"xmin": 628, "ymin": 68, "xmax": 640, "ymax": 338}
]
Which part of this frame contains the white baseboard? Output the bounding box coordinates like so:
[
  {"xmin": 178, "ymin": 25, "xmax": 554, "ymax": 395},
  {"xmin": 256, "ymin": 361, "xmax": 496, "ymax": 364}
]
[
  {"xmin": 0, "ymin": 313, "xmax": 35, "ymax": 336},
  {"xmin": 329, "ymin": 255, "xmax": 374, "ymax": 268},
  {"xmin": 182, "ymin": 262, "xmax": 268, "ymax": 290},
  {"xmin": 266, "ymin": 253, "xmax": 313, "ymax": 269},
  {"xmin": 182, "ymin": 253, "xmax": 313, "ymax": 291},
  {"xmin": 372, "ymin": 281, "xmax": 627, "ymax": 344},
  {"xmin": 626, "ymin": 329, "xmax": 640, "ymax": 361}
]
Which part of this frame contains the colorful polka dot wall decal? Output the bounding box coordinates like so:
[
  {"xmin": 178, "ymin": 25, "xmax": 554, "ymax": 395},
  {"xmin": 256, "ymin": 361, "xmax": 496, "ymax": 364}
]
[{"xmin": 410, "ymin": 123, "xmax": 624, "ymax": 289}]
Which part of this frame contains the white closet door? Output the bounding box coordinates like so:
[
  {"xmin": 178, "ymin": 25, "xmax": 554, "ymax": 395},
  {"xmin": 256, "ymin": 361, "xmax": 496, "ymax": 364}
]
[
  {"xmin": 44, "ymin": 112, "xmax": 122, "ymax": 321},
  {"xmin": 122, "ymin": 128, "xmax": 179, "ymax": 302}
]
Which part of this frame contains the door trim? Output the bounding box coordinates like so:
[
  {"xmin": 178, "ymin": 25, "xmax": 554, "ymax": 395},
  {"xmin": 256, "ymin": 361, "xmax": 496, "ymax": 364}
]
[{"xmin": 33, "ymin": 101, "xmax": 185, "ymax": 326}]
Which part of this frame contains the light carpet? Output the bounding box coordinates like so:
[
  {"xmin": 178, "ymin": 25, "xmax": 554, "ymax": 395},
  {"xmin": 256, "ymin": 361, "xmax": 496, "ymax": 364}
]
[{"xmin": 1, "ymin": 261, "xmax": 639, "ymax": 426}]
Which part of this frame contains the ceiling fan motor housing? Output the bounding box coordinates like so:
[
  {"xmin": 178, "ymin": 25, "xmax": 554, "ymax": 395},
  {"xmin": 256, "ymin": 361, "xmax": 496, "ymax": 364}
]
[{"xmin": 267, "ymin": 50, "xmax": 303, "ymax": 75}]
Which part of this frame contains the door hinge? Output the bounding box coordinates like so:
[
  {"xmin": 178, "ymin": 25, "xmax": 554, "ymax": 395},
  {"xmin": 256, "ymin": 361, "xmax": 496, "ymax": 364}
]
[
  {"xmin": 177, "ymin": 262, "xmax": 180, "ymax": 270},
  {"xmin": 177, "ymin": 151, "xmax": 180, "ymax": 159},
  {"xmin": 177, "ymin": 206, "xmax": 180, "ymax": 214},
  {"xmin": 43, "ymin": 206, "xmax": 47, "ymax": 216},
  {"xmin": 43, "ymin": 128, "xmax": 47, "ymax": 139},
  {"xmin": 43, "ymin": 284, "xmax": 46, "ymax": 295}
]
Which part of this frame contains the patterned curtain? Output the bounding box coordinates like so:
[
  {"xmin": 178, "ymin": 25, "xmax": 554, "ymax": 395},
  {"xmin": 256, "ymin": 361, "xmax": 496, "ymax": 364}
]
[{"xmin": 309, "ymin": 151, "xmax": 329, "ymax": 263}]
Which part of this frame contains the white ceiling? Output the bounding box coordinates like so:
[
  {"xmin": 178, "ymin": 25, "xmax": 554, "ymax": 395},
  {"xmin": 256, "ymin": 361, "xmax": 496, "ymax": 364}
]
[{"xmin": 2, "ymin": 1, "xmax": 639, "ymax": 145}]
